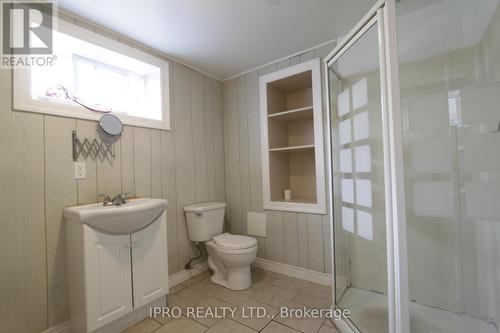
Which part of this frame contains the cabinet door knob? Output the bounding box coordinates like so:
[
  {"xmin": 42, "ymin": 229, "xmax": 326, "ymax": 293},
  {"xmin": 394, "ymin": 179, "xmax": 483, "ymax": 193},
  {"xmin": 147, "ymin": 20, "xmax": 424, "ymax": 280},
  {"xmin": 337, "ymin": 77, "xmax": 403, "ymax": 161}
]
[{"xmin": 124, "ymin": 243, "xmax": 132, "ymax": 249}]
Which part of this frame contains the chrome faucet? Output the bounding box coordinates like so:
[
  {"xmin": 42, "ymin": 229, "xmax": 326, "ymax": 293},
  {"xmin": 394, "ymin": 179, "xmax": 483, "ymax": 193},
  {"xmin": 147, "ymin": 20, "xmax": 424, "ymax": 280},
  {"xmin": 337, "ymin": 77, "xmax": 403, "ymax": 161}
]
[
  {"xmin": 97, "ymin": 192, "xmax": 130, "ymax": 206},
  {"xmin": 111, "ymin": 192, "xmax": 130, "ymax": 206},
  {"xmin": 97, "ymin": 193, "xmax": 113, "ymax": 206}
]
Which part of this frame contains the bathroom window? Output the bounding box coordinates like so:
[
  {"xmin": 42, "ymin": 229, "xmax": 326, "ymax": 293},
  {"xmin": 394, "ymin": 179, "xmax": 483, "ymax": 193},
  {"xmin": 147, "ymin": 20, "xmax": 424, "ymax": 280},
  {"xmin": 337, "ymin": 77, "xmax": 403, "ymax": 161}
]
[{"xmin": 13, "ymin": 20, "xmax": 170, "ymax": 130}]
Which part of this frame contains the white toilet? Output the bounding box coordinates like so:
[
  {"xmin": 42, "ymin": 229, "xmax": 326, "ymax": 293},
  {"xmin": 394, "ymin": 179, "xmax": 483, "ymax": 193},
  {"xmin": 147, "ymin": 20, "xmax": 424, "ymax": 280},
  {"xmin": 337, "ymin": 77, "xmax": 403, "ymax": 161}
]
[{"xmin": 184, "ymin": 202, "xmax": 257, "ymax": 290}]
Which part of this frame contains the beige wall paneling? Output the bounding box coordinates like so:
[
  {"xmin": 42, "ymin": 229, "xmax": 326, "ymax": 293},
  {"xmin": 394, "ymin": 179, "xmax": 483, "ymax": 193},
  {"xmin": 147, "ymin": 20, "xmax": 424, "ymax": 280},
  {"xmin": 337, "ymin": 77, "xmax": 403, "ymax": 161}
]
[
  {"xmin": 237, "ymin": 76, "xmax": 251, "ymax": 234},
  {"xmin": 120, "ymin": 126, "xmax": 135, "ymax": 195},
  {"xmin": 151, "ymin": 129, "xmax": 162, "ymax": 199},
  {"xmin": 172, "ymin": 63, "xmax": 197, "ymax": 271},
  {"xmin": 97, "ymin": 125, "xmax": 122, "ymax": 197},
  {"xmin": 213, "ymin": 81, "xmax": 226, "ymax": 202},
  {"xmin": 283, "ymin": 212, "xmax": 299, "ymax": 267},
  {"xmin": 161, "ymin": 130, "xmax": 179, "ymax": 274},
  {"xmin": 191, "ymin": 71, "xmax": 209, "ymax": 203},
  {"xmin": 290, "ymin": 55, "xmax": 300, "ymax": 66},
  {"xmin": 259, "ymin": 64, "xmax": 278, "ymax": 259},
  {"xmin": 226, "ymin": 78, "xmax": 243, "ymax": 234},
  {"xmin": 76, "ymin": 120, "xmax": 97, "ymax": 204},
  {"xmin": 133, "ymin": 127, "xmax": 152, "ymax": 198},
  {"xmin": 0, "ymin": 68, "xmax": 47, "ymax": 332},
  {"xmin": 245, "ymin": 70, "xmax": 267, "ymax": 256},
  {"xmin": 45, "ymin": 115, "xmax": 78, "ymax": 326},
  {"xmin": 276, "ymin": 58, "xmax": 290, "ymax": 71},
  {"xmin": 246, "ymin": 71, "xmax": 263, "ymax": 212},
  {"xmin": 322, "ymin": 215, "xmax": 332, "ymax": 274},
  {"xmin": 265, "ymin": 211, "xmax": 285, "ymax": 263},
  {"xmin": 204, "ymin": 77, "xmax": 217, "ymax": 201},
  {"xmin": 296, "ymin": 213, "xmax": 309, "ymax": 269},
  {"xmin": 222, "ymin": 80, "xmax": 232, "ymax": 228},
  {"xmin": 307, "ymin": 214, "xmax": 325, "ymax": 272}
]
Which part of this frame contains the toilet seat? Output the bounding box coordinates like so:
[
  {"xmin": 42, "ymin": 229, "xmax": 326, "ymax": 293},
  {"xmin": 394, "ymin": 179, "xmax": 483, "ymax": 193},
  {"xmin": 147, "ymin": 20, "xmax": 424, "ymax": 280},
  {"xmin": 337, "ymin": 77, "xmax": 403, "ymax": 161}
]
[{"xmin": 213, "ymin": 233, "xmax": 257, "ymax": 250}]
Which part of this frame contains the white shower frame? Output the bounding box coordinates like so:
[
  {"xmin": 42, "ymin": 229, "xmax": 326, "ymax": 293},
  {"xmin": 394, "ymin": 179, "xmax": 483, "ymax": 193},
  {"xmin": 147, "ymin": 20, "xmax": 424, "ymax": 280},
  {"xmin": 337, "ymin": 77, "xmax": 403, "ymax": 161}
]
[{"xmin": 324, "ymin": 0, "xmax": 410, "ymax": 332}]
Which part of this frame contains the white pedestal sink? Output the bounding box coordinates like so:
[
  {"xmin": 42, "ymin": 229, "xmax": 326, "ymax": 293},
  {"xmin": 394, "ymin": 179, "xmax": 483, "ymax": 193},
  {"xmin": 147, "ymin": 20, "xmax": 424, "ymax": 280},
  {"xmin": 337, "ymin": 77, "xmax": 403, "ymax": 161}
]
[
  {"xmin": 64, "ymin": 198, "xmax": 169, "ymax": 333},
  {"xmin": 64, "ymin": 198, "xmax": 167, "ymax": 234}
]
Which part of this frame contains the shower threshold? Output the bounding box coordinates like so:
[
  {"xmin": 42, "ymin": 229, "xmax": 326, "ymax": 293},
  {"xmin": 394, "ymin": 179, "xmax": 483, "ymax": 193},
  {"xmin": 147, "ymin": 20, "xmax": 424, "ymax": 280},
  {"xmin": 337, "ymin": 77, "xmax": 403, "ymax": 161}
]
[{"xmin": 337, "ymin": 287, "xmax": 497, "ymax": 333}]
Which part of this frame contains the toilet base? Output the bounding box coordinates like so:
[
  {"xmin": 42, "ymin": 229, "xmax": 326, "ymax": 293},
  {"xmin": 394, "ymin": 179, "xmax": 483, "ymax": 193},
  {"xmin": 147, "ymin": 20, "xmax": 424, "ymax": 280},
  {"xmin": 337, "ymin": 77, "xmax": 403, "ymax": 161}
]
[{"xmin": 210, "ymin": 265, "xmax": 252, "ymax": 290}]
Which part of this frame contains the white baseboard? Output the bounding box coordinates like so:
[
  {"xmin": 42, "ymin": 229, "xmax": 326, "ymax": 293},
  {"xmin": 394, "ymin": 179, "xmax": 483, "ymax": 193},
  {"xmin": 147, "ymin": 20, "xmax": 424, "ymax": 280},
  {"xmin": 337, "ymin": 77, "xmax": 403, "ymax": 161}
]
[
  {"xmin": 41, "ymin": 322, "xmax": 70, "ymax": 333},
  {"xmin": 168, "ymin": 261, "xmax": 209, "ymax": 287},
  {"xmin": 252, "ymin": 258, "xmax": 332, "ymax": 286},
  {"xmin": 40, "ymin": 262, "xmax": 209, "ymax": 333}
]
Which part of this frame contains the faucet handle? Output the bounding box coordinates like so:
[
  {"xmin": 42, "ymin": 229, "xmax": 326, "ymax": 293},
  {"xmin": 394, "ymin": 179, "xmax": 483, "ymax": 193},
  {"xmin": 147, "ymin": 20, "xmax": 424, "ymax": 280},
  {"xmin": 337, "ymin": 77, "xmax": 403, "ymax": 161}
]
[
  {"xmin": 111, "ymin": 192, "xmax": 131, "ymax": 205},
  {"xmin": 97, "ymin": 193, "xmax": 112, "ymax": 206}
]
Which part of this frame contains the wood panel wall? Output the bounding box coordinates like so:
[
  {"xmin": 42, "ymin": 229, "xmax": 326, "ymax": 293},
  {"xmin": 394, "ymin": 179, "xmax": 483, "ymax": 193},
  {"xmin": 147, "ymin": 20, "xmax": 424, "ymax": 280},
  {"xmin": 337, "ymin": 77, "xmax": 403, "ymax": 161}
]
[
  {"xmin": 0, "ymin": 18, "xmax": 224, "ymax": 333},
  {"xmin": 222, "ymin": 42, "xmax": 335, "ymax": 274}
]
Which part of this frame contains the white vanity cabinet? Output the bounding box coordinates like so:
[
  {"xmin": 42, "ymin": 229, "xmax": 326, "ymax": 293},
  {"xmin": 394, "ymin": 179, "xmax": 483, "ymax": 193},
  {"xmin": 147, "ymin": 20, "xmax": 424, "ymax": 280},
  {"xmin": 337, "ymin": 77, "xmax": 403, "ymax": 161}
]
[
  {"xmin": 131, "ymin": 217, "xmax": 168, "ymax": 308},
  {"xmin": 66, "ymin": 211, "xmax": 168, "ymax": 333},
  {"xmin": 84, "ymin": 230, "xmax": 133, "ymax": 331}
]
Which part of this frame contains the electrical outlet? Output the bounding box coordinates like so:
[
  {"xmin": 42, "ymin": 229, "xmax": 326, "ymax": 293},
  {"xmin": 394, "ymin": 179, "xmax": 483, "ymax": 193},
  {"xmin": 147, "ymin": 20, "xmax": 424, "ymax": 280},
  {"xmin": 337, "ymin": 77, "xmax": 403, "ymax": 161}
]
[{"xmin": 74, "ymin": 162, "xmax": 86, "ymax": 179}]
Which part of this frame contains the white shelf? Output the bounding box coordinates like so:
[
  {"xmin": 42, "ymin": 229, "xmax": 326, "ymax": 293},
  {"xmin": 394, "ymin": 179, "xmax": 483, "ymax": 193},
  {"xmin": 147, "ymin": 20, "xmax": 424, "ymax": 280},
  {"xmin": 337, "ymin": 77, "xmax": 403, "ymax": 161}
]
[
  {"xmin": 268, "ymin": 106, "xmax": 313, "ymax": 122},
  {"xmin": 269, "ymin": 144, "xmax": 315, "ymax": 152},
  {"xmin": 272, "ymin": 197, "xmax": 316, "ymax": 204},
  {"xmin": 260, "ymin": 58, "xmax": 326, "ymax": 214}
]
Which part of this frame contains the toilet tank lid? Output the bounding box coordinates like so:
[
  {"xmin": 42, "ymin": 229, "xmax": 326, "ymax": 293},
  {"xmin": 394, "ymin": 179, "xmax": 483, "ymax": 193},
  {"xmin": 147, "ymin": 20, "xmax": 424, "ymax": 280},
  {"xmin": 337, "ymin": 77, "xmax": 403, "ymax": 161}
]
[{"xmin": 184, "ymin": 201, "xmax": 226, "ymax": 212}]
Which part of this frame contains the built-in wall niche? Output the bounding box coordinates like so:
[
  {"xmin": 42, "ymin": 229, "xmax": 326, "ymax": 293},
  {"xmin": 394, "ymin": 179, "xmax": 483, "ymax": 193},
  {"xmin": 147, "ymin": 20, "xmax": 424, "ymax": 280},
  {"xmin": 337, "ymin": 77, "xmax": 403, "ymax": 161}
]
[{"xmin": 260, "ymin": 58, "xmax": 325, "ymax": 214}]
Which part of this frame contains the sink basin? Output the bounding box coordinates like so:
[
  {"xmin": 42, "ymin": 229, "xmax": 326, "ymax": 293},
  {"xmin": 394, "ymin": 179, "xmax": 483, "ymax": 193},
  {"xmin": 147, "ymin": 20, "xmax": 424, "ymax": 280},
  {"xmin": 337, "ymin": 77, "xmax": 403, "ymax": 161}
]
[{"xmin": 64, "ymin": 198, "xmax": 168, "ymax": 234}]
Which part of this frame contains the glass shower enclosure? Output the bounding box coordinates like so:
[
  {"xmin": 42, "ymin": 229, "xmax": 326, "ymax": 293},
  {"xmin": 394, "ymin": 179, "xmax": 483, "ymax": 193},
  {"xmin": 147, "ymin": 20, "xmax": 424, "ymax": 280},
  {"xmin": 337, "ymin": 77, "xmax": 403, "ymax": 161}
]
[{"xmin": 325, "ymin": 0, "xmax": 500, "ymax": 332}]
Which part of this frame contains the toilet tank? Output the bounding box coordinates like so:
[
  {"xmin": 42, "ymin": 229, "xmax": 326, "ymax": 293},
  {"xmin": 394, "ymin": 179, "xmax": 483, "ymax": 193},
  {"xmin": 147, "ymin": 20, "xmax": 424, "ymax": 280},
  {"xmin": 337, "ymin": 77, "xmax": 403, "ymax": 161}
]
[{"xmin": 184, "ymin": 202, "xmax": 226, "ymax": 242}]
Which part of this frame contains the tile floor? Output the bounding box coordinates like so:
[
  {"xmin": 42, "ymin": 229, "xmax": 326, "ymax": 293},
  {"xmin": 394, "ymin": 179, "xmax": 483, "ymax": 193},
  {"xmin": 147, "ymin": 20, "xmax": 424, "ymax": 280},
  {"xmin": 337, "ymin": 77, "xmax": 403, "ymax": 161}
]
[{"xmin": 122, "ymin": 268, "xmax": 340, "ymax": 333}]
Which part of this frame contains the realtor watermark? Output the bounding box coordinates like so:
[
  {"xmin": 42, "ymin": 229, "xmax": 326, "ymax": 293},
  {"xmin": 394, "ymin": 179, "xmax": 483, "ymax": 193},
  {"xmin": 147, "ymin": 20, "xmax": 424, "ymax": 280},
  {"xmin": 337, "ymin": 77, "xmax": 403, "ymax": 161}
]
[
  {"xmin": 150, "ymin": 305, "xmax": 351, "ymax": 321},
  {"xmin": 1, "ymin": 0, "xmax": 56, "ymax": 67}
]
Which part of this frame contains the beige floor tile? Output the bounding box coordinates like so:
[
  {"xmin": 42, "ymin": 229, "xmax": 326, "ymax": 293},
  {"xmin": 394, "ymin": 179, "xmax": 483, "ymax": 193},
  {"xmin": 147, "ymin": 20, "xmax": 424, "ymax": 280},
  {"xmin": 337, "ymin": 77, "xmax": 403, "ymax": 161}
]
[
  {"xmin": 177, "ymin": 280, "xmax": 224, "ymax": 303},
  {"xmin": 231, "ymin": 299, "xmax": 279, "ymax": 331},
  {"xmin": 318, "ymin": 324, "xmax": 340, "ymax": 333},
  {"xmin": 210, "ymin": 284, "xmax": 257, "ymax": 304},
  {"xmin": 190, "ymin": 296, "xmax": 235, "ymax": 327},
  {"xmin": 251, "ymin": 269, "xmax": 281, "ymax": 290},
  {"xmin": 205, "ymin": 318, "xmax": 257, "ymax": 333},
  {"xmin": 293, "ymin": 284, "xmax": 332, "ymax": 309},
  {"xmin": 323, "ymin": 319, "xmax": 341, "ymax": 330},
  {"xmin": 170, "ymin": 283, "xmax": 187, "ymax": 294},
  {"xmin": 155, "ymin": 316, "xmax": 207, "ymax": 333},
  {"xmin": 261, "ymin": 321, "xmax": 301, "ymax": 333},
  {"xmin": 250, "ymin": 284, "xmax": 298, "ymax": 308},
  {"xmin": 271, "ymin": 275, "xmax": 310, "ymax": 292},
  {"xmin": 181, "ymin": 271, "xmax": 211, "ymax": 287},
  {"xmin": 121, "ymin": 318, "xmax": 161, "ymax": 333},
  {"xmin": 153, "ymin": 294, "xmax": 195, "ymax": 324},
  {"xmin": 274, "ymin": 302, "xmax": 325, "ymax": 333},
  {"xmin": 323, "ymin": 318, "xmax": 336, "ymax": 327}
]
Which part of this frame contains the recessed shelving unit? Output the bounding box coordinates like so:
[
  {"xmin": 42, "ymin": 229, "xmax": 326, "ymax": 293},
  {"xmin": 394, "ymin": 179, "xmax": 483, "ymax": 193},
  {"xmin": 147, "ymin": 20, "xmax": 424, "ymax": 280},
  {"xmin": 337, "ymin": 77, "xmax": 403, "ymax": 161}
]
[{"xmin": 260, "ymin": 58, "xmax": 325, "ymax": 214}]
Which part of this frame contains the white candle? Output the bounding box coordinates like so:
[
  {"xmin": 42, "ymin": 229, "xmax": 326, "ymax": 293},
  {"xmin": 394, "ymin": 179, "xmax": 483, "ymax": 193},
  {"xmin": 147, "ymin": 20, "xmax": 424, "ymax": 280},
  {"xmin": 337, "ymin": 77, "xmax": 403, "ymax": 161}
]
[{"xmin": 284, "ymin": 189, "xmax": 292, "ymax": 201}]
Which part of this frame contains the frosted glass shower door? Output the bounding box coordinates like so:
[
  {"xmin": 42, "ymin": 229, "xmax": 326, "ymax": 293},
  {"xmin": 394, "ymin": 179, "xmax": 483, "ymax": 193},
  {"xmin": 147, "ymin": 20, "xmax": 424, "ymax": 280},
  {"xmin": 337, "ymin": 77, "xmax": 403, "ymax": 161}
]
[{"xmin": 327, "ymin": 15, "xmax": 390, "ymax": 333}]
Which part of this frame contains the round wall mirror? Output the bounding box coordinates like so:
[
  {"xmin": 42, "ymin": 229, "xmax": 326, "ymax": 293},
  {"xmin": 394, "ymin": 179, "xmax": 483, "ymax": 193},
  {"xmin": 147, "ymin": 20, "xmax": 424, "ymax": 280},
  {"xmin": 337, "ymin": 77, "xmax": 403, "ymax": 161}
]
[{"xmin": 99, "ymin": 114, "xmax": 123, "ymax": 136}]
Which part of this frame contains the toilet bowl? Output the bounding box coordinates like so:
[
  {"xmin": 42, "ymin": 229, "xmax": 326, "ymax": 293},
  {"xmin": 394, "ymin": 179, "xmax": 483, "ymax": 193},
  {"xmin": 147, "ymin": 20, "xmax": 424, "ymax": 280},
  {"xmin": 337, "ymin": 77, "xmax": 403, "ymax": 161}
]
[
  {"xmin": 184, "ymin": 202, "xmax": 258, "ymax": 290},
  {"xmin": 206, "ymin": 233, "xmax": 257, "ymax": 290}
]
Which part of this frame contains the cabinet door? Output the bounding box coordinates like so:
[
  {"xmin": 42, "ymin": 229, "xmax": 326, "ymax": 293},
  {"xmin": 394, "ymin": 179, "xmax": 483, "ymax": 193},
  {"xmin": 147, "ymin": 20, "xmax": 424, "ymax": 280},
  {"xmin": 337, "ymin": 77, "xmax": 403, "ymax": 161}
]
[
  {"xmin": 84, "ymin": 227, "xmax": 133, "ymax": 331},
  {"xmin": 131, "ymin": 212, "xmax": 168, "ymax": 308}
]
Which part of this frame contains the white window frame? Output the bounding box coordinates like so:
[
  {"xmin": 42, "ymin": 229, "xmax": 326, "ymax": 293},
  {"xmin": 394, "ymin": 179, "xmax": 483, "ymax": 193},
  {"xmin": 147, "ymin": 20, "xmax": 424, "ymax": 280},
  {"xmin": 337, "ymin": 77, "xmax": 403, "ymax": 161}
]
[{"xmin": 13, "ymin": 19, "xmax": 171, "ymax": 130}]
